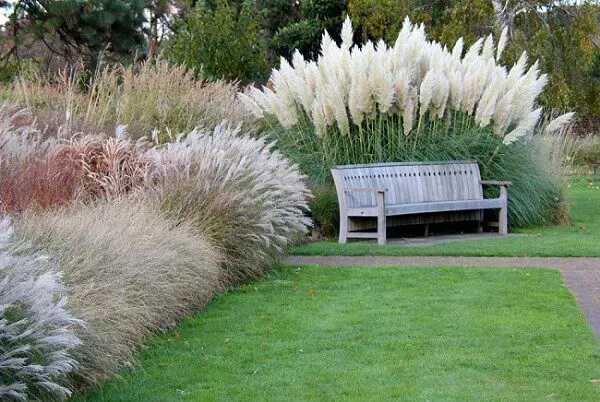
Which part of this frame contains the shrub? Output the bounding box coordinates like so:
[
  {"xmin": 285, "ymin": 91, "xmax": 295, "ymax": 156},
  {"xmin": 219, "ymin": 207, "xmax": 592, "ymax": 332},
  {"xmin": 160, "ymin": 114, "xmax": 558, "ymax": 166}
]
[
  {"xmin": 2, "ymin": 60, "xmax": 252, "ymax": 140},
  {"xmin": 0, "ymin": 218, "xmax": 82, "ymax": 400},
  {"xmin": 168, "ymin": 0, "xmax": 269, "ymax": 81},
  {"xmin": 308, "ymin": 182, "xmax": 339, "ymax": 239},
  {"xmin": 240, "ymin": 17, "xmax": 576, "ymax": 227},
  {"xmin": 14, "ymin": 200, "xmax": 221, "ymax": 386},
  {"xmin": 144, "ymin": 123, "xmax": 312, "ymax": 286}
]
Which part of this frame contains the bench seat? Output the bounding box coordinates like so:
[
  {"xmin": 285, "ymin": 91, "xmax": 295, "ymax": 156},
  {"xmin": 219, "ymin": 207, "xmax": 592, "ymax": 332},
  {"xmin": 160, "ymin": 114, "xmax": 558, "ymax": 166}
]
[
  {"xmin": 331, "ymin": 161, "xmax": 511, "ymax": 245},
  {"xmin": 348, "ymin": 198, "xmax": 504, "ymax": 217}
]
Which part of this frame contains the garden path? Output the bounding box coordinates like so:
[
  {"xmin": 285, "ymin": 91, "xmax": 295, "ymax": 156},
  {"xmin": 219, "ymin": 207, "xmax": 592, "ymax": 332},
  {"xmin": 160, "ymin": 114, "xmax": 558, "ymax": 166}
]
[{"xmin": 287, "ymin": 256, "xmax": 600, "ymax": 337}]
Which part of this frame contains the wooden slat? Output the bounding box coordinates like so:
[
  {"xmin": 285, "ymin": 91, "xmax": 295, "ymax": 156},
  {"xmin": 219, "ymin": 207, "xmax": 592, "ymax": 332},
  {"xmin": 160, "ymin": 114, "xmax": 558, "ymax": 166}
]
[{"xmin": 385, "ymin": 198, "xmax": 503, "ymax": 215}]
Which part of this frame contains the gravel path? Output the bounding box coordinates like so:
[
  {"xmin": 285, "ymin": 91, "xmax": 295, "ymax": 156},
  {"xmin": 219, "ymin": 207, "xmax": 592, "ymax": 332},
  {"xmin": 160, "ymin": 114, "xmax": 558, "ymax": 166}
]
[{"xmin": 287, "ymin": 256, "xmax": 600, "ymax": 337}]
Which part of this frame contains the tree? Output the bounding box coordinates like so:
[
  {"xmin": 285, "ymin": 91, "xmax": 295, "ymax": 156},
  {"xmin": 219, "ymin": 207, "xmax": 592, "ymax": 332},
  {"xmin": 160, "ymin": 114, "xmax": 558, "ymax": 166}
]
[
  {"xmin": 270, "ymin": 0, "xmax": 347, "ymax": 61},
  {"xmin": 348, "ymin": 0, "xmax": 452, "ymax": 43},
  {"xmin": 10, "ymin": 0, "xmax": 149, "ymax": 71},
  {"xmin": 168, "ymin": 0, "xmax": 269, "ymax": 80}
]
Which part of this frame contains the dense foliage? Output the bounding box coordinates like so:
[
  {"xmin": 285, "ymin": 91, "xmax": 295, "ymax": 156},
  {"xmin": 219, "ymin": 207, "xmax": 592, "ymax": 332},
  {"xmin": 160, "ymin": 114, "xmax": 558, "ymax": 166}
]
[{"xmin": 168, "ymin": 1, "xmax": 269, "ymax": 80}]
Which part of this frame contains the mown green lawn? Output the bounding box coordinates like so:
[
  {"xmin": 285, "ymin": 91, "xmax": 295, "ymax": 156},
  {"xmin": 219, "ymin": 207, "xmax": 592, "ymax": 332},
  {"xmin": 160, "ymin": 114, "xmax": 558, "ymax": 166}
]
[
  {"xmin": 82, "ymin": 265, "xmax": 600, "ymax": 400},
  {"xmin": 295, "ymin": 174, "xmax": 600, "ymax": 257}
]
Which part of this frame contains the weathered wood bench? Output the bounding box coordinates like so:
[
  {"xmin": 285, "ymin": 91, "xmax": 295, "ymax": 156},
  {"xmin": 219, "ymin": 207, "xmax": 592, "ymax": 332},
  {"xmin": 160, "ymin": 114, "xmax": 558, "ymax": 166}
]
[{"xmin": 330, "ymin": 161, "xmax": 511, "ymax": 245}]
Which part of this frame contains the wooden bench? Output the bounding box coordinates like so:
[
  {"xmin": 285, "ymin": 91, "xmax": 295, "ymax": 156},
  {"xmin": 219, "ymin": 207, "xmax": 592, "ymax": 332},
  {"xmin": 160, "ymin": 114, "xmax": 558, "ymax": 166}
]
[{"xmin": 330, "ymin": 161, "xmax": 511, "ymax": 245}]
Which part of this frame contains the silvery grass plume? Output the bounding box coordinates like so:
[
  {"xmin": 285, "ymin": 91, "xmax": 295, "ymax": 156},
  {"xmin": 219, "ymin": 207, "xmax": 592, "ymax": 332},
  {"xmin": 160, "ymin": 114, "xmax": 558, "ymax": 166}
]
[
  {"xmin": 0, "ymin": 105, "xmax": 54, "ymax": 187},
  {"xmin": 544, "ymin": 112, "xmax": 575, "ymax": 134},
  {"xmin": 145, "ymin": 123, "xmax": 312, "ymax": 285},
  {"xmin": 0, "ymin": 217, "xmax": 82, "ymax": 401},
  {"xmin": 240, "ymin": 16, "xmax": 557, "ymax": 145}
]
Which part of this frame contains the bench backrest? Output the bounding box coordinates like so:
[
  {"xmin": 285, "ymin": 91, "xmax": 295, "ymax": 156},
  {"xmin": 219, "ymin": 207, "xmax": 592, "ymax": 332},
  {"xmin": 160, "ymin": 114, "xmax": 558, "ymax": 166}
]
[{"xmin": 331, "ymin": 161, "xmax": 483, "ymax": 209}]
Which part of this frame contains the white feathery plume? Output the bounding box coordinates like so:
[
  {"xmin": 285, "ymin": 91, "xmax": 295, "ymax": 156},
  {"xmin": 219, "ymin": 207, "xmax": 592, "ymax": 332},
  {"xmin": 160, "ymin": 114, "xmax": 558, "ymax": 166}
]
[
  {"xmin": 463, "ymin": 38, "xmax": 484, "ymax": 65},
  {"xmin": 492, "ymin": 88, "xmax": 515, "ymax": 136},
  {"xmin": 430, "ymin": 70, "xmax": 450, "ymax": 118},
  {"xmin": 403, "ymin": 87, "xmax": 418, "ymax": 135},
  {"xmin": 451, "ymin": 38, "xmax": 464, "ymax": 65},
  {"xmin": 481, "ymin": 34, "xmax": 495, "ymax": 60},
  {"xmin": 249, "ymin": 86, "xmax": 276, "ymax": 114},
  {"xmin": 325, "ymin": 72, "xmax": 350, "ymax": 135},
  {"xmin": 270, "ymin": 67, "xmax": 295, "ymax": 107},
  {"xmin": 394, "ymin": 67, "xmax": 411, "ymax": 111},
  {"xmin": 496, "ymin": 27, "xmax": 508, "ymax": 62},
  {"xmin": 292, "ymin": 74, "xmax": 314, "ymax": 116},
  {"xmin": 475, "ymin": 73, "xmax": 505, "ymax": 127},
  {"xmin": 460, "ymin": 60, "xmax": 488, "ymax": 114},
  {"xmin": 369, "ymin": 45, "xmax": 395, "ymax": 113},
  {"xmin": 292, "ymin": 50, "xmax": 307, "ymax": 76},
  {"xmin": 311, "ymin": 100, "xmax": 327, "ymax": 137},
  {"xmin": 503, "ymin": 107, "xmax": 542, "ymax": 145},
  {"xmin": 237, "ymin": 92, "xmax": 264, "ymax": 118},
  {"xmin": 511, "ymin": 70, "xmax": 547, "ymax": 123},
  {"xmin": 314, "ymin": 74, "xmax": 334, "ymax": 125},
  {"xmin": 544, "ymin": 112, "xmax": 575, "ymax": 134},
  {"xmin": 341, "ymin": 16, "xmax": 354, "ymax": 50},
  {"xmin": 419, "ymin": 69, "xmax": 435, "ymax": 117},
  {"xmin": 303, "ymin": 61, "xmax": 319, "ymax": 92},
  {"xmin": 506, "ymin": 51, "xmax": 528, "ymax": 88},
  {"xmin": 320, "ymin": 30, "xmax": 334, "ymax": 56},
  {"xmin": 448, "ymin": 68, "xmax": 463, "ymax": 110}
]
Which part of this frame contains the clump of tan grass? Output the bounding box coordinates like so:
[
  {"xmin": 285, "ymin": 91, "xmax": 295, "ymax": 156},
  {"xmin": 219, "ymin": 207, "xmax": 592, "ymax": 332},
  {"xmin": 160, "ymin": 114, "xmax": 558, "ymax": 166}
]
[
  {"xmin": 13, "ymin": 199, "xmax": 222, "ymax": 387},
  {"xmin": 4, "ymin": 59, "xmax": 252, "ymax": 140},
  {"xmin": 144, "ymin": 123, "xmax": 312, "ymax": 286},
  {"xmin": 570, "ymin": 134, "xmax": 600, "ymax": 166}
]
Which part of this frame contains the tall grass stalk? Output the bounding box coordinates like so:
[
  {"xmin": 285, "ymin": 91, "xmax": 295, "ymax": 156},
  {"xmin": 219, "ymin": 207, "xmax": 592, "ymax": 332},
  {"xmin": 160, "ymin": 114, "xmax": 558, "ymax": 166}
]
[{"xmin": 1, "ymin": 60, "xmax": 253, "ymax": 140}]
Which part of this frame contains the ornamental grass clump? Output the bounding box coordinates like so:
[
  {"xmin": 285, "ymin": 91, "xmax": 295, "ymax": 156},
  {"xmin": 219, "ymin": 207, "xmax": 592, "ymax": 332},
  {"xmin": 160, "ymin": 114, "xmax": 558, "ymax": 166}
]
[
  {"xmin": 3, "ymin": 59, "xmax": 252, "ymax": 140},
  {"xmin": 240, "ymin": 17, "xmax": 575, "ymax": 226},
  {"xmin": 14, "ymin": 200, "xmax": 221, "ymax": 387},
  {"xmin": 0, "ymin": 218, "xmax": 82, "ymax": 401},
  {"xmin": 145, "ymin": 123, "xmax": 312, "ymax": 286},
  {"xmin": 1, "ymin": 117, "xmax": 148, "ymax": 213}
]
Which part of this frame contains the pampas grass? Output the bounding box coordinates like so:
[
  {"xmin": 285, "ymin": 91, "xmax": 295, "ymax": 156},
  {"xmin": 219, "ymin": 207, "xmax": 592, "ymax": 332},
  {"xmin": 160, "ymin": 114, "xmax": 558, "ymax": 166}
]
[
  {"xmin": 13, "ymin": 200, "xmax": 221, "ymax": 387},
  {"xmin": 243, "ymin": 17, "xmax": 574, "ymax": 227},
  {"xmin": 240, "ymin": 17, "xmax": 552, "ymax": 144},
  {"xmin": 144, "ymin": 123, "xmax": 312, "ymax": 286}
]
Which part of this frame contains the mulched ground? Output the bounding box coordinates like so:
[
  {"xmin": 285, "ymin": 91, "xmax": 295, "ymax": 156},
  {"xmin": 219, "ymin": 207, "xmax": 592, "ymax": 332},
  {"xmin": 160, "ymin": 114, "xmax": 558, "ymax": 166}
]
[{"xmin": 287, "ymin": 256, "xmax": 600, "ymax": 337}]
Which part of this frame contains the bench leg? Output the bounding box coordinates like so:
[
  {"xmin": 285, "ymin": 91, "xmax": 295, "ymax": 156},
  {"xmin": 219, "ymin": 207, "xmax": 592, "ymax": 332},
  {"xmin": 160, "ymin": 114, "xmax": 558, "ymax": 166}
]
[
  {"xmin": 376, "ymin": 191, "xmax": 386, "ymax": 245},
  {"xmin": 339, "ymin": 216, "xmax": 348, "ymax": 244},
  {"xmin": 499, "ymin": 186, "xmax": 508, "ymax": 235},
  {"xmin": 377, "ymin": 214, "xmax": 387, "ymax": 245}
]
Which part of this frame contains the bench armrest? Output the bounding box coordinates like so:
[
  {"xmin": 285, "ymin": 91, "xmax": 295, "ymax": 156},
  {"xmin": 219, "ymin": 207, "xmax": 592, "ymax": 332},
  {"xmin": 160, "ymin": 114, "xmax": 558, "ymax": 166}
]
[
  {"xmin": 344, "ymin": 188, "xmax": 388, "ymax": 193},
  {"xmin": 480, "ymin": 180, "xmax": 512, "ymax": 187}
]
